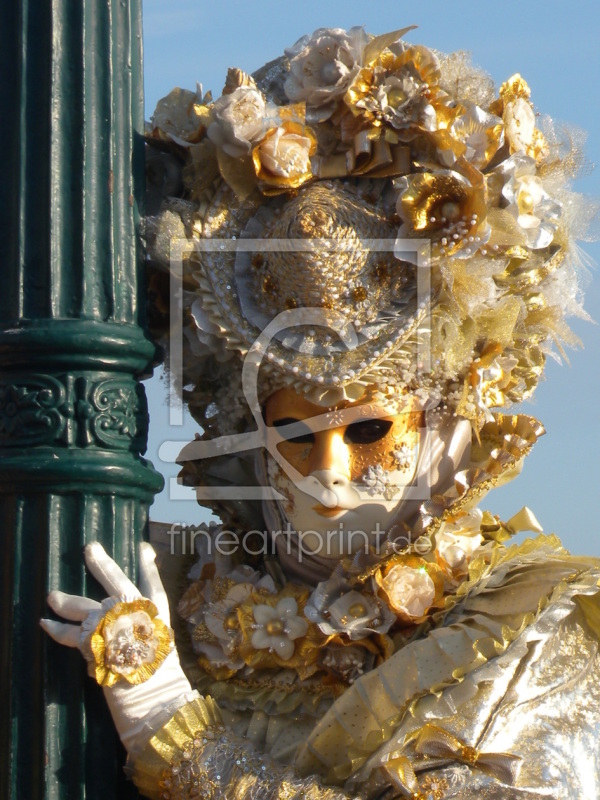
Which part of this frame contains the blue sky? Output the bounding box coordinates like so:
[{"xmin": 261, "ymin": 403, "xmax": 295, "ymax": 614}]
[{"xmin": 141, "ymin": 1, "xmax": 600, "ymax": 555}]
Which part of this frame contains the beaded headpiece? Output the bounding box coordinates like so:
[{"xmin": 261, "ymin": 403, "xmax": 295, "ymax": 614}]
[{"xmin": 146, "ymin": 25, "xmax": 593, "ymax": 440}]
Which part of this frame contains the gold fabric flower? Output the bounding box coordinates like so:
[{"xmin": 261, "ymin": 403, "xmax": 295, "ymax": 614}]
[
  {"xmin": 345, "ymin": 44, "xmax": 443, "ymax": 134},
  {"xmin": 395, "ymin": 159, "xmax": 490, "ymax": 263},
  {"xmin": 89, "ymin": 599, "xmax": 173, "ymax": 687}
]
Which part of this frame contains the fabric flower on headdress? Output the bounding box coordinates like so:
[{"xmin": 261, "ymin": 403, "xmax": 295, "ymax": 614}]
[
  {"xmin": 252, "ymin": 121, "xmax": 317, "ymax": 193},
  {"xmin": 492, "ymin": 73, "xmax": 549, "ymax": 162},
  {"xmin": 304, "ymin": 575, "xmax": 395, "ymax": 640},
  {"xmin": 469, "ymin": 344, "xmax": 520, "ymax": 419},
  {"xmin": 395, "ymin": 158, "xmax": 490, "ymax": 264},
  {"xmin": 440, "ymin": 101, "xmax": 504, "ymax": 169},
  {"xmin": 345, "ymin": 42, "xmax": 443, "ymax": 135},
  {"xmin": 284, "ymin": 27, "xmax": 368, "ymax": 113},
  {"xmin": 149, "ymin": 85, "xmax": 212, "ymax": 146},
  {"xmin": 499, "ymin": 154, "xmax": 562, "ymax": 249},
  {"xmin": 207, "ymin": 85, "xmax": 268, "ymax": 158}
]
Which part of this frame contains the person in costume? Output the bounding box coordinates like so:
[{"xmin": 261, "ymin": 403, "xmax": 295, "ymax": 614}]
[{"xmin": 42, "ymin": 26, "xmax": 600, "ymax": 799}]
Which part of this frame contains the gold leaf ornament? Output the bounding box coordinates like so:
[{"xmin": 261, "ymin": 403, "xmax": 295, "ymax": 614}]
[{"xmin": 362, "ymin": 26, "xmax": 418, "ymax": 67}]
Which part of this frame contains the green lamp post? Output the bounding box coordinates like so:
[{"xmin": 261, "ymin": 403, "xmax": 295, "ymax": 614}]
[{"xmin": 0, "ymin": 1, "xmax": 163, "ymax": 797}]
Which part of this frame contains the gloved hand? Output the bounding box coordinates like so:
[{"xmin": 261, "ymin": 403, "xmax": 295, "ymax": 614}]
[{"xmin": 41, "ymin": 541, "xmax": 193, "ymax": 752}]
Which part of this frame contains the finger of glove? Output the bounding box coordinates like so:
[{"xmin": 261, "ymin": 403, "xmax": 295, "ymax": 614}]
[
  {"xmin": 138, "ymin": 542, "xmax": 170, "ymax": 624},
  {"xmin": 85, "ymin": 542, "xmax": 140, "ymax": 598},
  {"xmin": 48, "ymin": 590, "xmax": 102, "ymax": 621},
  {"xmin": 40, "ymin": 618, "xmax": 82, "ymax": 649}
]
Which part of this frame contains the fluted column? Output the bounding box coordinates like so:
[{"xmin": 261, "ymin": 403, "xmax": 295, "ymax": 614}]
[{"xmin": 0, "ymin": 1, "xmax": 163, "ymax": 797}]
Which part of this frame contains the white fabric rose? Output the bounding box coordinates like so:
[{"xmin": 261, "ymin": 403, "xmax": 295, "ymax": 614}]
[
  {"xmin": 381, "ymin": 565, "xmax": 435, "ymax": 619},
  {"xmin": 207, "ymin": 86, "xmax": 267, "ymax": 158},
  {"xmin": 251, "ymin": 597, "xmax": 308, "ymax": 661},
  {"xmin": 500, "ymin": 154, "xmax": 561, "ymax": 249},
  {"xmin": 256, "ymin": 127, "xmax": 313, "ymax": 179},
  {"xmin": 284, "ymin": 26, "xmax": 367, "ymax": 110}
]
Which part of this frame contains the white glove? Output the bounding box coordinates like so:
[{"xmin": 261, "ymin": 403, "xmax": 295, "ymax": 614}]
[{"xmin": 41, "ymin": 541, "xmax": 193, "ymax": 753}]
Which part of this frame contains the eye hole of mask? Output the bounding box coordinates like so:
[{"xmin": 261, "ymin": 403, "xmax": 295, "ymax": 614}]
[
  {"xmin": 272, "ymin": 418, "xmax": 315, "ymax": 444},
  {"xmin": 343, "ymin": 419, "xmax": 393, "ymax": 445}
]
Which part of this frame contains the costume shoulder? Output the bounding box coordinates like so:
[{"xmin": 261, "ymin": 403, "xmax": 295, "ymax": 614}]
[{"xmin": 341, "ymin": 538, "xmax": 600, "ymax": 798}]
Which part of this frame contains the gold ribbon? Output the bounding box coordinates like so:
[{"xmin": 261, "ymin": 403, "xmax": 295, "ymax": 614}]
[
  {"xmin": 381, "ymin": 752, "xmax": 420, "ymax": 796},
  {"xmin": 312, "ymin": 135, "xmax": 410, "ymax": 180},
  {"xmin": 382, "ymin": 751, "xmax": 450, "ymax": 799},
  {"xmin": 505, "ymin": 506, "xmax": 543, "ymax": 535},
  {"xmin": 409, "ymin": 723, "xmax": 522, "ymax": 785}
]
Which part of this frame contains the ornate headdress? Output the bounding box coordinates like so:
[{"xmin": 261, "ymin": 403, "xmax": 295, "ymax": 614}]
[{"xmin": 145, "ymin": 25, "xmax": 594, "ymax": 524}]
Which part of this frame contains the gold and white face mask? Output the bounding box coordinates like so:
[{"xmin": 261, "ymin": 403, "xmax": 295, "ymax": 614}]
[{"xmin": 264, "ymin": 387, "xmax": 424, "ymax": 558}]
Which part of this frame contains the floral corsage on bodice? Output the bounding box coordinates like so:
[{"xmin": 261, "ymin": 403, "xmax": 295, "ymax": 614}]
[{"xmin": 178, "ymin": 506, "xmax": 521, "ymax": 691}]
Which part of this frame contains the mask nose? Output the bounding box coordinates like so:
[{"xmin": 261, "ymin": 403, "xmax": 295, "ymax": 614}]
[
  {"xmin": 309, "ymin": 469, "xmax": 350, "ymax": 493},
  {"xmin": 306, "ymin": 430, "xmax": 351, "ymax": 479}
]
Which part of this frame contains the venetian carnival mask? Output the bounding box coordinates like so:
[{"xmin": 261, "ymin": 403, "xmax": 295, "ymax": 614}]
[{"xmin": 265, "ymin": 386, "xmax": 424, "ymax": 557}]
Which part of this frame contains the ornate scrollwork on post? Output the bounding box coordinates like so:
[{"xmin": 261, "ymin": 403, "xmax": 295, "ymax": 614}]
[
  {"xmin": 89, "ymin": 378, "xmax": 147, "ymax": 451},
  {"xmin": 0, "ymin": 374, "xmax": 148, "ymax": 452},
  {"xmin": 0, "ymin": 376, "xmax": 67, "ymax": 446}
]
